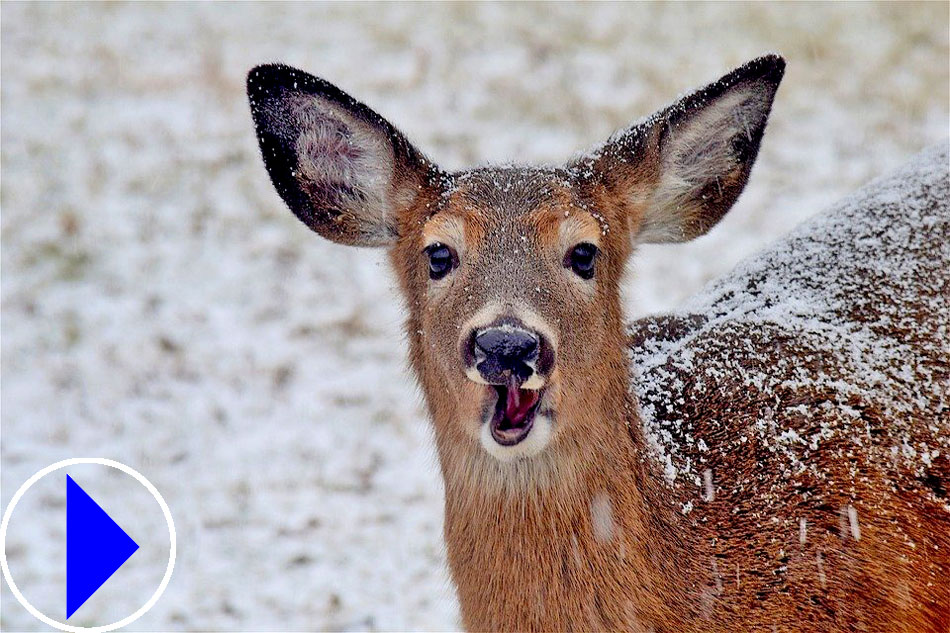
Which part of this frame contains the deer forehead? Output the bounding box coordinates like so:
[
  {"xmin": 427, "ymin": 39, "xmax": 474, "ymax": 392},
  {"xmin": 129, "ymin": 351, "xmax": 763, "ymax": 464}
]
[{"xmin": 422, "ymin": 169, "xmax": 602, "ymax": 258}]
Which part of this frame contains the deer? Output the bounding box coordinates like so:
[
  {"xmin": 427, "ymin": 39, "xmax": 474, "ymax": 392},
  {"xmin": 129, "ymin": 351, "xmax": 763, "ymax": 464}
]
[{"xmin": 246, "ymin": 54, "xmax": 950, "ymax": 632}]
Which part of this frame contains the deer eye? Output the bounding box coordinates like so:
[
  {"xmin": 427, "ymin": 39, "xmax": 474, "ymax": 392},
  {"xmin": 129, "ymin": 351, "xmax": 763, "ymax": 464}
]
[
  {"xmin": 565, "ymin": 242, "xmax": 598, "ymax": 279},
  {"xmin": 425, "ymin": 243, "xmax": 458, "ymax": 280}
]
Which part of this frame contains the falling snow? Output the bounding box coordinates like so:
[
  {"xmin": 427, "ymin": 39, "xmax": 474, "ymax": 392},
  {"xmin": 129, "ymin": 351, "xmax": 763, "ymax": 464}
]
[{"xmin": 590, "ymin": 492, "xmax": 616, "ymax": 544}]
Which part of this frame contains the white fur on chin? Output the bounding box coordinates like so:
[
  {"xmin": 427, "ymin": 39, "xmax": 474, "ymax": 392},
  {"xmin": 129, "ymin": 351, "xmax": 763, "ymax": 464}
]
[{"xmin": 480, "ymin": 414, "xmax": 553, "ymax": 462}]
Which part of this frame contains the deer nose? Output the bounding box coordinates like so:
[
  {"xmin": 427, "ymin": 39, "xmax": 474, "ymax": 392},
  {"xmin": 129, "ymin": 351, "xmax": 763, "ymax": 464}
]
[{"xmin": 472, "ymin": 326, "xmax": 539, "ymax": 384}]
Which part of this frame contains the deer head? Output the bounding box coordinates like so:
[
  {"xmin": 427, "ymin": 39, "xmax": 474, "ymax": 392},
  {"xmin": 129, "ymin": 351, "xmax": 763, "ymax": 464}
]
[{"xmin": 247, "ymin": 55, "xmax": 785, "ymax": 473}]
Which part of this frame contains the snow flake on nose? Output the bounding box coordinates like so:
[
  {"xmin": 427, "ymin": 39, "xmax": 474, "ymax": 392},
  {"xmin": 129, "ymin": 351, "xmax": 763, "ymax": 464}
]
[{"xmin": 589, "ymin": 210, "xmax": 610, "ymax": 236}]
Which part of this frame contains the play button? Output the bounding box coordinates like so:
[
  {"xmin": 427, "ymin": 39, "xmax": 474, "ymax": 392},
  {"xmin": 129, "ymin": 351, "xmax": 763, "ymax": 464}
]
[
  {"xmin": 67, "ymin": 475, "xmax": 140, "ymax": 619},
  {"xmin": 1, "ymin": 458, "xmax": 176, "ymax": 632}
]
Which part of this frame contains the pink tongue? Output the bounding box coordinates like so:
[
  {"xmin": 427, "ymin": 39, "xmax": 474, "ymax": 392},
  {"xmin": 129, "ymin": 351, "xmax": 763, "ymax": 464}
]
[{"xmin": 505, "ymin": 383, "xmax": 539, "ymax": 425}]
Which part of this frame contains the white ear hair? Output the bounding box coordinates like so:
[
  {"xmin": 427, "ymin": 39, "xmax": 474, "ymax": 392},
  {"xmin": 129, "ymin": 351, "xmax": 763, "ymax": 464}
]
[
  {"xmin": 641, "ymin": 85, "xmax": 774, "ymax": 243},
  {"xmin": 248, "ymin": 64, "xmax": 437, "ymax": 247},
  {"xmin": 573, "ymin": 55, "xmax": 785, "ymax": 246},
  {"xmin": 291, "ymin": 96, "xmax": 396, "ymax": 243}
]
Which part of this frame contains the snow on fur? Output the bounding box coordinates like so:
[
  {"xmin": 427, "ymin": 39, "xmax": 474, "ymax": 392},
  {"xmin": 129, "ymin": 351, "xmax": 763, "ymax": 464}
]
[{"xmin": 631, "ymin": 144, "xmax": 950, "ymax": 501}]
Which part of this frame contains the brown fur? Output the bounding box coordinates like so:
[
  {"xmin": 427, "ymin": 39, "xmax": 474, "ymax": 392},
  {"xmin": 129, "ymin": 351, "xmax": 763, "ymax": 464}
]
[{"xmin": 395, "ymin": 147, "xmax": 950, "ymax": 633}]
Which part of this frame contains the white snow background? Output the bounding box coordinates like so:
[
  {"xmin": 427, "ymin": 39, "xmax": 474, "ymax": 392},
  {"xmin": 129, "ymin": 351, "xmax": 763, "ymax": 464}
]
[{"xmin": 1, "ymin": 3, "xmax": 948, "ymax": 631}]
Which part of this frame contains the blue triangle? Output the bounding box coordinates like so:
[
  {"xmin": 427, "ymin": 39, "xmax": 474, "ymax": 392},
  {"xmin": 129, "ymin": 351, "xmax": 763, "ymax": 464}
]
[{"xmin": 66, "ymin": 474, "xmax": 139, "ymax": 619}]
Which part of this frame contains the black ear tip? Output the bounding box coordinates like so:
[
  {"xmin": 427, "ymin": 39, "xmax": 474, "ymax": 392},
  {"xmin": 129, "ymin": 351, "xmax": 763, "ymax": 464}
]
[
  {"xmin": 246, "ymin": 63, "xmax": 317, "ymax": 99},
  {"xmin": 247, "ymin": 63, "xmax": 280, "ymax": 100},
  {"xmin": 246, "ymin": 63, "xmax": 344, "ymax": 113},
  {"xmin": 744, "ymin": 54, "xmax": 786, "ymax": 85}
]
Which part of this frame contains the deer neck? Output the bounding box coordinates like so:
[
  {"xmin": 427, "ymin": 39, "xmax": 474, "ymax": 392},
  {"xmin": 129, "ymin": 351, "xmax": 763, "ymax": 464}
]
[{"xmin": 433, "ymin": 366, "xmax": 692, "ymax": 631}]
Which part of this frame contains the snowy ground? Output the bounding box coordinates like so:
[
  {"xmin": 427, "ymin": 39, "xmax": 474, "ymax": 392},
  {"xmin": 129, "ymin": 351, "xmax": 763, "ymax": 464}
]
[{"xmin": 1, "ymin": 3, "xmax": 947, "ymax": 631}]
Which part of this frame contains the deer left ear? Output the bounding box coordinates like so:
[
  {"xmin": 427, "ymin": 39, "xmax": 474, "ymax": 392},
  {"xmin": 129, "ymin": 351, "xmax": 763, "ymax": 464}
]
[
  {"xmin": 577, "ymin": 55, "xmax": 785, "ymax": 244},
  {"xmin": 248, "ymin": 64, "xmax": 438, "ymax": 247}
]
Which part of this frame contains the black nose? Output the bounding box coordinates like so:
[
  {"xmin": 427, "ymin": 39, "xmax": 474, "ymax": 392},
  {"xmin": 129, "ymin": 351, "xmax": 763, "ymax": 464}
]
[{"xmin": 473, "ymin": 326, "xmax": 539, "ymax": 383}]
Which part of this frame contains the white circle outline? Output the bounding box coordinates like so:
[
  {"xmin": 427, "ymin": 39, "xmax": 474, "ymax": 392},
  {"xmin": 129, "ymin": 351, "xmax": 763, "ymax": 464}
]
[{"xmin": 0, "ymin": 457, "xmax": 176, "ymax": 633}]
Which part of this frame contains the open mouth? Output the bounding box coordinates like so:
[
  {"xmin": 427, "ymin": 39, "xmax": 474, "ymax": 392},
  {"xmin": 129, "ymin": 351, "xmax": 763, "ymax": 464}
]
[{"xmin": 488, "ymin": 379, "xmax": 542, "ymax": 446}]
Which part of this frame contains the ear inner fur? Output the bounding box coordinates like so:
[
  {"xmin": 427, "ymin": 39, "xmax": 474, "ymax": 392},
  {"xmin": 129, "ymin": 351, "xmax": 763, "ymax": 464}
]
[
  {"xmin": 572, "ymin": 54, "xmax": 786, "ymax": 245},
  {"xmin": 247, "ymin": 63, "xmax": 441, "ymax": 246}
]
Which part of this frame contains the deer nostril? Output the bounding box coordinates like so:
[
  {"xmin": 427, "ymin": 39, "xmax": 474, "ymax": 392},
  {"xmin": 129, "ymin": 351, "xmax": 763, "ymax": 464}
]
[
  {"xmin": 465, "ymin": 321, "xmax": 552, "ymax": 385},
  {"xmin": 473, "ymin": 328, "xmax": 539, "ymax": 364}
]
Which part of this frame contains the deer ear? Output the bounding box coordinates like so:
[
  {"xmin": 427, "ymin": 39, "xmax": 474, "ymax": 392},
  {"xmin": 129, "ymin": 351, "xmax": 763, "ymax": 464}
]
[
  {"xmin": 578, "ymin": 55, "xmax": 785, "ymax": 244},
  {"xmin": 247, "ymin": 64, "xmax": 437, "ymax": 247}
]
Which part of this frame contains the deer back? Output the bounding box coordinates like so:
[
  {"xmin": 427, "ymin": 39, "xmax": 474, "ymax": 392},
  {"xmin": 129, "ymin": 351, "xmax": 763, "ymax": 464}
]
[{"xmin": 629, "ymin": 143, "xmax": 950, "ymax": 631}]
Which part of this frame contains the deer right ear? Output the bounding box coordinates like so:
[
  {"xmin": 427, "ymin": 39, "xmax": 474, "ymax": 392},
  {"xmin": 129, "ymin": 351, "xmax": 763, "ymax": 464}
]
[
  {"xmin": 575, "ymin": 55, "xmax": 785, "ymax": 244},
  {"xmin": 247, "ymin": 64, "xmax": 438, "ymax": 247}
]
